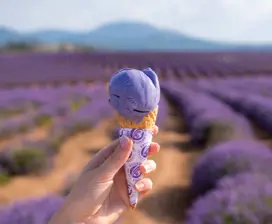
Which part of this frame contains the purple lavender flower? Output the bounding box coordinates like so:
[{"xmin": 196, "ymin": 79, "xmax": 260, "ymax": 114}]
[
  {"xmin": 217, "ymin": 172, "xmax": 272, "ymax": 190},
  {"xmin": 0, "ymin": 195, "xmax": 64, "ymax": 224},
  {"xmin": 191, "ymin": 140, "xmax": 272, "ymax": 196},
  {"xmin": 185, "ymin": 173, "xmax": 272, "ymax": 224},
  {"xmin": 49, "ymin": 84, "xmax": 114, "ymax": 139},
  {"xmin": 161, "ymin": 82, "xmax": 253, "ymax": 145},
  {"xmin": 202, "ymin": 87, "xmax": 272, "ymax": 134}
]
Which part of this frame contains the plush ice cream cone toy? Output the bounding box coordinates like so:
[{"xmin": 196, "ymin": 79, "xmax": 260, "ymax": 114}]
[{"xmin": 108, "ymin": 67, "xmax": 160, "ymax": 209}]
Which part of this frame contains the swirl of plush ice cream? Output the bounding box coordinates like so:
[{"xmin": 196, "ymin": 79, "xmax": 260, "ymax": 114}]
[{"xmin": 108, "ymin": 68, "xmax": 160, "ymax": 123}]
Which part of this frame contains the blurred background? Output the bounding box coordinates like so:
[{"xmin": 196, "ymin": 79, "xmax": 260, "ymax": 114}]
[{"xmin": 0, "ymin": 0, "xmax": 272, "ymax": 223}]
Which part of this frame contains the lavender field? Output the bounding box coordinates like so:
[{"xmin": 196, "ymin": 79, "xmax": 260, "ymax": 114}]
[{"xmin": 0, "ymin": 52, "xmax": 272, "ymax": 224}]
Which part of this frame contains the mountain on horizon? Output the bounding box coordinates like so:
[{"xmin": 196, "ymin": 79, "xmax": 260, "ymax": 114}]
[{"xmin": 0, "ymin": 21, "xmax": 272, "ymax": 51}]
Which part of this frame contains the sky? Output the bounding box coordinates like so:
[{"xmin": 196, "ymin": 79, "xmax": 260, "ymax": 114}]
[{"xmin": 1, "ymin": 0, "xmax": 272, "ymax": 43}]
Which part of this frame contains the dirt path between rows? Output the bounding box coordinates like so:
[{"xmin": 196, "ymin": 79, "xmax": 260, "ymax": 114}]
[{"xmin": 0, "ymin": 119, "xmax": 113, "ymax": 204}]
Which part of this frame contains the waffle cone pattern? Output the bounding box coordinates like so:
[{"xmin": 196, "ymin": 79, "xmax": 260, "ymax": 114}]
[{"xmin": 117, "ymin": 107, "xmax": 158, "ymax": 129}]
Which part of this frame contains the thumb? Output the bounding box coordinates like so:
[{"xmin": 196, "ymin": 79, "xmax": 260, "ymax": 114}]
[{"xmin": 100, "ymin": 136, "xmax": 133, "ymax": 177}]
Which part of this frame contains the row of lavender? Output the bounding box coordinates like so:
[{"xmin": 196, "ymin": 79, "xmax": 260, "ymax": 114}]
[
  {"xmin": 162, "ymin": 79, "xmax": 272, "ymax": 223},
  {"xmin": 0, "ymin": 83, "xmax": 115, "ymax": 180},
  {"xmin": 1, "ymin": 52, "xmax": 272, "ymax": 86},
  {"xmin": 186, "ymin": 140, "xmax": 272, "ymax": 223},
  {"xmin": 161, "ymin": 81, "xmax": 254, "ymax": 146},
  {"xmin": 187, "ymin": 77, "xmax": 272, "ymax": 134}
]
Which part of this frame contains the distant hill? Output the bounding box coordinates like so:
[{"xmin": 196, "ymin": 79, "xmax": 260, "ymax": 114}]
[
  {"xmin": 0, "ymin": 27, "xmax": 22, "ymax": 44},
  {"xmin": 1, "ymin": 22, "xmax": 272, "ymax": 51}
]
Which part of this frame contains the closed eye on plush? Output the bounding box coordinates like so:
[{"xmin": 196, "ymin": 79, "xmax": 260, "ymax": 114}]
[
  {"xmin": 133, "ymin": 109, "xmax": 149, "ymax": 113},
  {"xmin": 112, "ymin": 94, "xmax": 120, "ymax": 98}
]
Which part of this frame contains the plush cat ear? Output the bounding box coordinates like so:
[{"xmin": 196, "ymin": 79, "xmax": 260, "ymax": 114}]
[{"xmin": 142, "ymin": 67, "xmax": 159, "ymax": 88}]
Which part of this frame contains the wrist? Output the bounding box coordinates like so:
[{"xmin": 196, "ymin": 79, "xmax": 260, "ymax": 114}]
[
  {"xmin": 48, "ymin": 201, "xmax": 74, "ymax": 224},
  {"xmin": 49, "ymin": 196, "xmax": 99, "ymax": 224},
  {"xmin": 48, "ymin": 196, "xmax": 81, "ymax": 224}
]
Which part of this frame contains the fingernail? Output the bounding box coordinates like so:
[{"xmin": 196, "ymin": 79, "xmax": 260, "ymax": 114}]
[
  {"xmin": 135, "ymin": 182, "xmax": 145, "ymax": 190},
  {"xmin": 144, "ymin": 163, "xmax": 152, "ymax": 173},
  {"xmin": 120, "ymin": 136, "xmax": 130, "ymax": 149},
  {"xmin": 154, "ymin": 143, "xmax": 160, "ymax": 149}
]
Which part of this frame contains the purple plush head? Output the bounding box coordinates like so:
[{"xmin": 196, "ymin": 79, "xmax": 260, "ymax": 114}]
[{"xmin": 108, "ymin": 68, "xmax": 160, "ymax": 123}]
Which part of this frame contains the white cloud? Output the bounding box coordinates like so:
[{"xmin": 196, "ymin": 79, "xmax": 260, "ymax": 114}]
[{"xmin": 0, "ymin": 0, "xmax": 272, "ymax": 43}]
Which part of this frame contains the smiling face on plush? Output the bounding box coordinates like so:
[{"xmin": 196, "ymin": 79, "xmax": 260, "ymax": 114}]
[{"xmin": 108, "ymin": 68, "xmax": 160, "ymax": 123}]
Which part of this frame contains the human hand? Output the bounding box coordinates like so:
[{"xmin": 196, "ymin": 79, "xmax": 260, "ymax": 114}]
[{"xmin": 49, "ymin": 126, "xmax": 160, "ymax": 224}]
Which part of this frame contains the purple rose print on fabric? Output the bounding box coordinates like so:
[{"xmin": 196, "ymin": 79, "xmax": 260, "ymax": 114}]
[
  {"xmin": 140, "ymin": 145, "xmax": 149, "ymax": 158},
  {"xmin": 130, "ymin": 164, "xmax": 142, "ymax": 179},
  {"xmin": 121, "ymin": 127, "xmax": 153, "ymax": 208},
  {"xmin": 119, "ymin": 129, "xmax": 124, "ymax": 137},
  {"xmin": 130, "ymin": 129, "xmax": 144, "ymax": 141},
  {"xmin": 127, "ymin": 184, "xmax": 133, "ymax": 195}
]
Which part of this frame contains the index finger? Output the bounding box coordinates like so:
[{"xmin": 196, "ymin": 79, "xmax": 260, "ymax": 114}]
[{"xmin": 82, "ymin": 139, "xmax": 120, "ymax": 173}]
